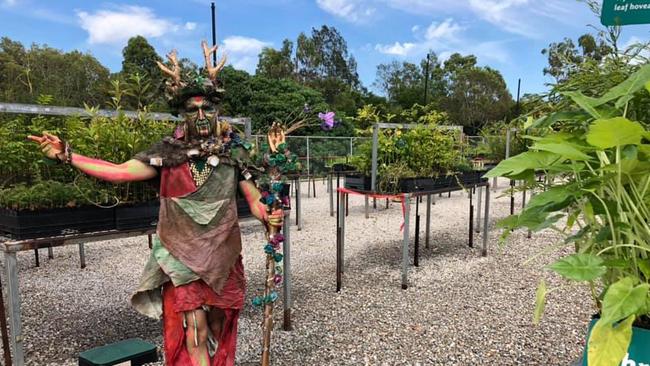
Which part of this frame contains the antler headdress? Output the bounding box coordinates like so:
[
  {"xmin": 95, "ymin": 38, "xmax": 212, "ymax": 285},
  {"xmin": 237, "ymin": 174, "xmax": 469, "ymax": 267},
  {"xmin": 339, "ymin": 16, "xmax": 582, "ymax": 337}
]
[{"xmin": 156, "ymin": 41, "xmax": 228, "ymax": 112}]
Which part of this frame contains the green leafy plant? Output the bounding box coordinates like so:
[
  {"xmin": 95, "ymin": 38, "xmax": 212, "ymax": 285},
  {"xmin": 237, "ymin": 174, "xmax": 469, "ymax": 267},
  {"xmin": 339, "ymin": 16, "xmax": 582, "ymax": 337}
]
[{"xmin": 486, "ymin": 64, "xmax": 650, "ymax": 366}]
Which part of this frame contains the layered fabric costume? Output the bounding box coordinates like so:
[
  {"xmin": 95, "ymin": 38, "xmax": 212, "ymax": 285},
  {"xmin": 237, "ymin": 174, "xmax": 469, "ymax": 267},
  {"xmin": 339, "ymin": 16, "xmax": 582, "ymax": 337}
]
[{"xmin": 131, "ymin": 139, "xmax": 254, "ymax": 366}]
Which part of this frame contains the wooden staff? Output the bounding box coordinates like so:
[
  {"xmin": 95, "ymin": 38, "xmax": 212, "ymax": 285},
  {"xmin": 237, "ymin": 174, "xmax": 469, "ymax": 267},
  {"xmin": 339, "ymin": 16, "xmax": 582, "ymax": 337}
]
[
  {"xmin": 261, "ymin": 223, "xmax": 279, "ymax": 366},
  {"xmin": 261, "ymin": 123, "xmax": 286, "ymax": 366}
]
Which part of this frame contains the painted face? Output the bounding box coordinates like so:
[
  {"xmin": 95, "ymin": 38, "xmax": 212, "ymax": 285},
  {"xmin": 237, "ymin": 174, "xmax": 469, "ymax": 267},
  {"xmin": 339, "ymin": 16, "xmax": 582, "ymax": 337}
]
[{"xmin": 183, "ymin": 96, "xmax": 216, "ymax": 137}]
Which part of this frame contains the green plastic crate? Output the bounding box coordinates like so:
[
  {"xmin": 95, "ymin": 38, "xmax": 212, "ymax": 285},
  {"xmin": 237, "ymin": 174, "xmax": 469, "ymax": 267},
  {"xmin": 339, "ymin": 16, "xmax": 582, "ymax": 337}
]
[{"xmin": 78, "ymin": 339, "xmax": 158, "ymax": 366}]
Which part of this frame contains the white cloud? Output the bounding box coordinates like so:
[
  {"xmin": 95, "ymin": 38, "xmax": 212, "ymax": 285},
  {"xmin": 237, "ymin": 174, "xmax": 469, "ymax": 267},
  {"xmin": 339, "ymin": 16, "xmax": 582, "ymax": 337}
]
[
  {"xmin": 376, "ymin": 18, "xmax": 463, "ymax": 57},
  {"xmin": 77, "ymin": 6, "xmax": 179, "ymax": 45},
  {"xmin": 375, "ymin": 42, "xmax": 416, "ymax": 56},
  {"xmin": 425, "ymin": 18, "xmax": 463, "ymax": 41},
  {"xmin": 411, "ymin": 25, "xmax": 420, "ymax": 33},
  {"xmin": 375, "ymin": 18, "xmax": 511, "ymax": 64},
  {"xmin": 184, "ymin": 22, "xmax": 197, "ymax": 31},
  {"xmin": 382, "ymin": 0, "xmax": 584, "ymax": 39},
  {"xmin": 2, "ymin": 0, "xmax": 17, "ymax": 6},
  {"xmin": 222, "ymin": 36, "xmax": 272, "ymax": 73},
  {"xmin": 316, "ymin": 0, "xmax": 376, "ymax": 24}
]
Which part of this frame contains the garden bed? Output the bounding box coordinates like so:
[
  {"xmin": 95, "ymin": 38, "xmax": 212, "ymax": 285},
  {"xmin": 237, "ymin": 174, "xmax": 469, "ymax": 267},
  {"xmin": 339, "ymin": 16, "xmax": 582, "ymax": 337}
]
[
  {"xmin": 0, "ymin": 206, "xmax": 116, "ymax": 240},
  {"xmin": 115, "ymin": 201, "xmax": 160, "ymax": 230}
]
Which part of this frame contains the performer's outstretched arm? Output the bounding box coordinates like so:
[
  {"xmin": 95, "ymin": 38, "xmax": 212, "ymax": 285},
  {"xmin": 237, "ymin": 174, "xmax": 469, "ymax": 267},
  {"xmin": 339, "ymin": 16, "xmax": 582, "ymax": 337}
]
[
  {"xmin": 239, "ymin": 180, "xmax": 283, "ymax": 227},
  {"xmin": 28, "ymin": 132, "xmax": 158, "ymax": 183}
]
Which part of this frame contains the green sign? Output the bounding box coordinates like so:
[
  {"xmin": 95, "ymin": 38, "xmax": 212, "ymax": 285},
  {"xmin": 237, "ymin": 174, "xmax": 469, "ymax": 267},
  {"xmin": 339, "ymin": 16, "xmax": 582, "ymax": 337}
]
[
  {"xmin": 582, "ymin": 319, "xmax": 650, "ymax": 365},
  {"xmin": 602, "ymin": 0, "xmax": 650, "ymax": 26}
]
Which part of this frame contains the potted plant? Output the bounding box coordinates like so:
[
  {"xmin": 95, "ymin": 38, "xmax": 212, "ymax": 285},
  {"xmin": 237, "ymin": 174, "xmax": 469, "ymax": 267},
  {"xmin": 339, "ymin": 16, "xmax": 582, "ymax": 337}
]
[{"xmin": 486, "ymin": 64, "xmax": 650, "ymax": 366}]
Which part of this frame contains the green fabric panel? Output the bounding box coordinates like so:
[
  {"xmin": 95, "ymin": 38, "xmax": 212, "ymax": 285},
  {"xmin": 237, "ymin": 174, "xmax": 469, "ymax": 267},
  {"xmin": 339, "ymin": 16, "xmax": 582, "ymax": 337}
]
[
  {"xmin": 173, "ymin": 197, "xmax": 228, "ymax": 225},
  {"xmin": 152, "ymin": 235, "xmax": 199, "ymax": 287},
  {"xmin": 172, "ymin": 163, "xmax": 236, "ymax": 225}
]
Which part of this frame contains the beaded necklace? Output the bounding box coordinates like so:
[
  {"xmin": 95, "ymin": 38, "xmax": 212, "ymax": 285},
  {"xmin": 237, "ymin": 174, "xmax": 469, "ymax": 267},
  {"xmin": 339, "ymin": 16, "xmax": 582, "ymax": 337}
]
[{"xmin": 189, "ymin": 158, "xmax": 213, "ymax": 187}]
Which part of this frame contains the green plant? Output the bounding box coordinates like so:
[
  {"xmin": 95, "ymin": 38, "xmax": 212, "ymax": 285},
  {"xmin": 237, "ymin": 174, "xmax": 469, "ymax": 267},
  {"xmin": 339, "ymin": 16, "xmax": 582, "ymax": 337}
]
[{"xmin": 486, "ymin": 64, "xmax": 650, "ymax": 366}]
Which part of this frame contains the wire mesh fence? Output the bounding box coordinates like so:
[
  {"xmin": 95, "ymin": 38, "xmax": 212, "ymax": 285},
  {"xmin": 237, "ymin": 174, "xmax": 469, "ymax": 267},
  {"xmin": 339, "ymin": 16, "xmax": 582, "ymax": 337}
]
[{"xmin": 252, "ymin": 135, "xmax": 370, "ymax": 177}]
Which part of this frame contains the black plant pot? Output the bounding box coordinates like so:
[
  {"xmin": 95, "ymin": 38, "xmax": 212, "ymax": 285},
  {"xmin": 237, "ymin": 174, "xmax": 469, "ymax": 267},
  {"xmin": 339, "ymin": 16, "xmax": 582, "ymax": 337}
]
[
  {"xmin": 0, "ymin": 206, "xmax": 116, "ymax": 240},
  {"xmin": 344, "ymin": 174, "xmax": 372, "ymax": 191},
  {"xmin": 115, "ymin": 201, "xmax": 160, "ymax": 230}
]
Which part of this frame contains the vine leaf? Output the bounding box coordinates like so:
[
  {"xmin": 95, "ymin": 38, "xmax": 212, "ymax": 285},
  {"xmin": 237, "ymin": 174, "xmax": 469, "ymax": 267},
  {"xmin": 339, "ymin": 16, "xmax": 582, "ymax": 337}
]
[
  {"xmin": 588, "ymin": 315, "xmax": 635, "ymax": 366},
  {"xmin": 601, "ymin": 277, "xmax": 649, "ymax": 324},
  {"xmin": 586, "ymin": 118, "xmax": 645, "ymax": 149}
]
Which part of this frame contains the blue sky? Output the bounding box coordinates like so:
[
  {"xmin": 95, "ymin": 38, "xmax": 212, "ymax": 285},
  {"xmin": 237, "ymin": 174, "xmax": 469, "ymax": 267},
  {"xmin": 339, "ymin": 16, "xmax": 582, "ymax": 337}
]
[{"xmin": 1, "ymin": 0, "xmax": 649, "ymax": 96}]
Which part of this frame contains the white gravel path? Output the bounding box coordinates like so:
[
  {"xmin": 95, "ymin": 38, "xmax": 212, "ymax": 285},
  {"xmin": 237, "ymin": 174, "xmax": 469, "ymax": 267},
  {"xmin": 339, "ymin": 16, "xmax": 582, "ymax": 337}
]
[{"xmin": 0, "ymin": 178, "xmax": 592, "ymax": 365}]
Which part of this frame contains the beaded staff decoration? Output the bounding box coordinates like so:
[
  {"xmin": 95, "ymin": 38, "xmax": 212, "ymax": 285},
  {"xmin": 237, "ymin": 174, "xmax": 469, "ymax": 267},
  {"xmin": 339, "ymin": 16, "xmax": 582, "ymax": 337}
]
[{"xmin": 252, "ymin": 123, "xmax": 299, "ymax": 366}]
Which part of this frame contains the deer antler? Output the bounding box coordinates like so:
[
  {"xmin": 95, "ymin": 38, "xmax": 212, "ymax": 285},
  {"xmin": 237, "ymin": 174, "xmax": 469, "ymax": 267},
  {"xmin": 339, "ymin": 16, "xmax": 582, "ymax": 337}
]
[
  {"xmin": 202, "ymin": 40, "xmax": 227, "ymax": 81},
  {"xmin": 156, "ymin": 50, "xmax": 181, "ymax": 87}
]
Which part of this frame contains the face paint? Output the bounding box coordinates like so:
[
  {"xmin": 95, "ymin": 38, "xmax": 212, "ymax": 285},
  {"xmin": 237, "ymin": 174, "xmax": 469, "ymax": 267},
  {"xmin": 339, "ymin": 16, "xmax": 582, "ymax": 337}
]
[{"xmin": 183, "ymin": 96, "xmax": 216, "ymax": 138}]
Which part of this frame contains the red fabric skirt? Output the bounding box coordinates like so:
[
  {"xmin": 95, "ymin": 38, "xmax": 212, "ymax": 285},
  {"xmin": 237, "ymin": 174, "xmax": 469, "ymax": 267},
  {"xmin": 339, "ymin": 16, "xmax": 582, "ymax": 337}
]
[{"xmin": 162, "ymin": 257, "xmax": 245, "ymax": 366}]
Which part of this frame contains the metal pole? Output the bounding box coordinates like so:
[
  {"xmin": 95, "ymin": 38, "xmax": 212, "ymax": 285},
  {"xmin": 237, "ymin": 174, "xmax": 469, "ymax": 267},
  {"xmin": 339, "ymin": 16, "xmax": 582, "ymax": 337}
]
[
  {"xmin": 425, "ymin": 194, "xmax": 431, "ymax": 248},
  {"xmin": 0, "ymin": 270, "xmax": 13, "ymax": 366},
  {"xmin": 482, "ymin": 184, "xmax": 491, "ymax": 257},
  {"xmin": 211, "ymin": 2, "xmax": 217, "ymax": 66},
  {"xmin": 282, "ymin": 210, "xmax": 292, "ymax": 331},
  {"xmin": 296, "ymin": 179, "xmax": 302, "ymax": 231},
  {"xmin": 329, "ymin": 173, "xmax": 334, "ymax": 217},
  {"xmin": 401, "ymin": 194, "xmax": 411, "ymax": 290},
  {"xmin": 350, "ymin": 137, "xmax": 354, "ymax": 156},
  {"xmin": 371, "ymin": 124, "xmax": 379, "ymax": 192},
  {"xmin": 5, "ymin": 252, "xmax": 24, "ymax": 365},
  {"xmin": 79, "ymin": 243, "xmax": 86, "ymax": 269},
  {"xmin": 476, "ymin": 186, "xmax": 482, "ymax": 233},
  {"xmin": 306, "ymin": 137, "xmax": 310, "ymax": 179}
]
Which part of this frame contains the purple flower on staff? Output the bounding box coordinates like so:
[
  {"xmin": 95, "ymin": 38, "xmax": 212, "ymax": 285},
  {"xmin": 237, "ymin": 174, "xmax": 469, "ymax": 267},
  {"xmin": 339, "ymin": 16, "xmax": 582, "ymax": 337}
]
[
  {"xmin": 270, "ymin": 233, "xmax": 284, "ymax": 245},
  {"xmin": 319, "ymin": 111, "xmax": 335, "ymax": 131},
  {"xmin": 282, "ymin": 196, "xmax": 290, "ymax": 206},
  {"xmin": 303, "ymin": 103, "xmax": 311, "ymax": 113},
  {"xmin": 274, "ymin": 274, "xmax": 283, "ymax": 285}
]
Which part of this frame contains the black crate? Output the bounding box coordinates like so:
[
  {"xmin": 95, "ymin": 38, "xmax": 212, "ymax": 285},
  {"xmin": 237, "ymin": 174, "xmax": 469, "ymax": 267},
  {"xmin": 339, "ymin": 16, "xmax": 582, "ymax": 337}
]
[
  {"xmin": 79, "ymin": 338, "xmax": 158, "ymax": 366},
  {"xmin": 344, "ymin": 174, "xmax": 371, "ymax": 191},
  {"xmin": 115, "ymin": 201, "xmax": 160, "ymax": 230},
  {"xmin": 398, "ymin": 178, "xmax": 435, "ymax": 193},
  {"xmin": 237, "ymin": 196, "xmax": 252, "ymax": 218},
  {"xmin": 332, "ymin": 163, "xmax": 356, "ymax": 172},
  {"xmin": 0, "ymin": 206, "xmax": 116, "ymax": 240}
]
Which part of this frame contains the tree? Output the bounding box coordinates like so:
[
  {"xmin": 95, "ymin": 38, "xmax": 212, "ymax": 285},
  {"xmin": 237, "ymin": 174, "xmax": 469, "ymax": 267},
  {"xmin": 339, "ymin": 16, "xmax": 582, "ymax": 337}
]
[
  {"xmin": 373, "ymin": 53, "xmax": 445, "ymax": 110},
  {"xmin": 256, "ymin": 39, "xmax": 295, "ymax": 80},
  {"xmin": 442, "ymin": 60, "xmax": 513, "ymax": 133},
  {"xmin": 0, "ymin": 37, "xmax": 110, "ymax": 106},
  {"xmin": 542, "ymin": 34, "xmax": 612, "ymax": 82},
  {"xmin": 121, "ymin": 36, "xmax": 163, "ymax": 85}
]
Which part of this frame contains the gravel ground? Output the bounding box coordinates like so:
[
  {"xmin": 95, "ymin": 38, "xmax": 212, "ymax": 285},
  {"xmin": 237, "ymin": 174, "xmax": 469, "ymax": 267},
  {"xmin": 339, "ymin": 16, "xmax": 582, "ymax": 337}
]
[{"xmin": 0, "ymin": 178, "xmax": 593, "ymax": 365}]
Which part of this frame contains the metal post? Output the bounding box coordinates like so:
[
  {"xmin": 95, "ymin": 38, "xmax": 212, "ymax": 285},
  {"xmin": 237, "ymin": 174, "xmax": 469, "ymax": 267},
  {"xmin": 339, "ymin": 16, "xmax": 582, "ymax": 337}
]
[
  {"xmin": 371, "ymin": 124, "xmax": 379, "ymax": 192},
  {"xmin": 476, "ymin": 186, "xmax": 483, "ymax": 233},
  {"xmin": 296, "ymin": 179, "xmax": 302, "ymax": 231},
  {"xmin": 401, "ymin": 194, "xmax": 411, "ymax": 290},
  {"xmin": 365, "ymin": 196, "xmax": 369, "ymax": 219},
  {"xmin": 211, "ymin": 2, "xmax": 217, "ymax": 66},
  {"xmin": 341, "ymin": 191, "xmax": 346, "ymax": 272},
  {"xmin": 482, "ymin": 185, "xmax": 491, "ymax": 257},
  {"xmin": 47, "ymin": 247, "xmax": 53, "ymax": 259},
  {"xmin": 469, "ymin": 189, "xmax": 474, "ymax": 248},
  {"xmin": 306, "ymin": 137, "xmax": 310, "ymax": 181},
  {"xmin": 336, "ymin": 190, "xmax": 345, "ymax": 291},
  {"xmin": 5, "ymin": 252, "xmax": 24, "ymax": 365},
  {"xmin": 329, "ymin": 174, "xmax": 334, "ymax": 217},
  {"xmin": 79, "ymin": 243, "xmax": 86, "ymax": 269},
  {"xmin": 414, "ymin": 197, "xmax": 420, "ymax": 267},
  {"xmin": 350, "ymin": 138, "xmax": 354, "ymax": 157},
  {"xmin": 425, "ymin": 194, "xmax": 431, "ymax": 248},
  {"xmin": 33, "ymin": 249, "xmax": 39, "ymax": 267},
  {"xmin": 0, "ymin": 268, "xmax": 13, "ymax": 366},
  {"xmin": 282, "ymin": 210, "xmax": 292, "ymax": 331}
]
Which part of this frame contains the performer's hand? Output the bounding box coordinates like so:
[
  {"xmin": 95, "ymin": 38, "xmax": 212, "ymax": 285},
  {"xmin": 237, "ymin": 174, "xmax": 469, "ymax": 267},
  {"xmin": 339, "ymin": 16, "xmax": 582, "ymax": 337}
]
[
  {"xmin": 267, "ymin": 208, "xmax": 284, "ymax": 228},
  {"xmin": 27, "ymin": 132, "xmax": 65, "ymax": 161},
  {"xmin": 267, "ymin": 122, "xmax": 285, "ymax": 153}
]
